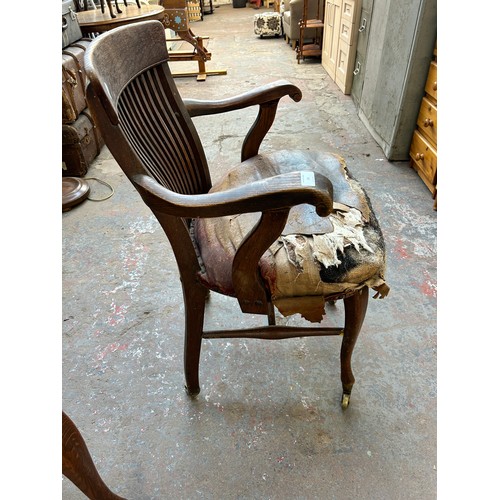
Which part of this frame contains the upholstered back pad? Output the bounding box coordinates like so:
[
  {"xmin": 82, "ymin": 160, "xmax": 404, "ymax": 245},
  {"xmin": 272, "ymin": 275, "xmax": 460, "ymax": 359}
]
[{"xmin": 193, "ymin": 150, "xmax": 389, "ymax": 322}]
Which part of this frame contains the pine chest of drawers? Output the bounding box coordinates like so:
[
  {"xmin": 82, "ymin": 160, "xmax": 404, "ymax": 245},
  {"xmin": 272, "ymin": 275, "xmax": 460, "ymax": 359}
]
[{"xmin": 410, "ymin": 45, "xmax": 437, "ymax": 206}]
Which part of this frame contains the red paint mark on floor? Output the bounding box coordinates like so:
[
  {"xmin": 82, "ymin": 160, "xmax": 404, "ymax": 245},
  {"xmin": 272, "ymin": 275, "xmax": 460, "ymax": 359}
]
[
  {"xmin": 124, "ymin": 256, "xmax": 138, "ymax": 268},
  {"xmin": 394, "ymin": 238, "xmax": 410, "ymax": 260},
  {"xmin": 419, "ymin": 270, "xmax": 437, "ymax": 298},
  {"xmin": 107, "ymin": 302, "xmax": 128, "ymax": 326},
  {"xmin": 113, "ymin": 304, "xmax": 125, "ymax": 315},
  {"xmin": 97, "ymin": 343, "xmax": 129, "ymax": 361},
  {"xmin": 420, "ymin": 279, "xmax": 437, "ymax": 298}
]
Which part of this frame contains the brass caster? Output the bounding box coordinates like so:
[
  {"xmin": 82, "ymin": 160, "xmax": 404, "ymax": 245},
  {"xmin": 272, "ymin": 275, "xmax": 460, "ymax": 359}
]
[{"xmin": 341, "ymin": 393, "xmax": 350, "ymax": 409}]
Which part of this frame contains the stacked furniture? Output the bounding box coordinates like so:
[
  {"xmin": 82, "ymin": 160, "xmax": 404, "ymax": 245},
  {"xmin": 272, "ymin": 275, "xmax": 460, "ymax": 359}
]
[
  {"xmin": 62, "ymin": 1, "xmax": 104, "ymax": 181},
  {"xmin": 201, "ymin": 0, "xmax": 213, "ymax": 15},
  {"xmin": 263, "ymin": 0, "xmax": 277, "ymax": 8},
  {"xmin": 409, "ymin": 43, "xmax": 437, "ymax": 207},
  {"xmin": 296, "ymin": 0, "xmax": 324, "ymax": 62},
  {"xmin": 187, "ymin": 0, "xmax": 202, "ymax": 22},
  {"xmin": 62, "ymin": 0, "xmax": 104, "ymax": 211},
  {"xmin": 62, "ymin": 38, "xmax": 104, "ymax": 178},
  {"xmin": 283, "ymin": 0, "xmax": 320, "ymax": 50}
]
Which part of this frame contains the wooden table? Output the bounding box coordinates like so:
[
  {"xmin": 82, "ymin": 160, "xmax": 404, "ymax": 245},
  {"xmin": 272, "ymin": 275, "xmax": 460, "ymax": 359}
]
[{"xmin": 76, "ymin": 4, "xmax": 165, "ymax": 36}]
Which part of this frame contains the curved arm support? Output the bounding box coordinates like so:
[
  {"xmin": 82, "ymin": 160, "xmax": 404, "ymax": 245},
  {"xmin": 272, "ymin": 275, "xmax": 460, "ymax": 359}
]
[
  {"xmin": 134, "ymin": 171, "xmax": 332, "ymax": 316},
  {"xmin": 185, "ymin": 81, "xmax": 301, "ymax": 161},
  {"xmin": 133, "ymin": 170, "xmax": 333, "ymax": 219},
  {"xmin": 241, "ymin": 100, "xmax": 278, "ymax": 162},
  {"xmin": 232, "ymin": 209, "xmax": 290, "ymax": 315}
]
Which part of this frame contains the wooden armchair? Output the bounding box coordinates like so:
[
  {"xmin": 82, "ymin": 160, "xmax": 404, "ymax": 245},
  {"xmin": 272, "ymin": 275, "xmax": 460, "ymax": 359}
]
[{"xmin": 84, "ymin": 20, "xmax": 389, "ymax": 408}]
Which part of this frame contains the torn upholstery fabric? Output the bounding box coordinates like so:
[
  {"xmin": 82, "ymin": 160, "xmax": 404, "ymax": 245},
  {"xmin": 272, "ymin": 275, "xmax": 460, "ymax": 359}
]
[{"xmin": 193, "ymin": 150, "xmax": 389, "ymax": 322}]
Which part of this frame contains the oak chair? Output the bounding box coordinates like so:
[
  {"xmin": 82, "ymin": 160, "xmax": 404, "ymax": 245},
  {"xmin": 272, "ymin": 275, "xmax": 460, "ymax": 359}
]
[{"xmin": 84, "ymin": 20, "xmax": 389, "ymax": 408}]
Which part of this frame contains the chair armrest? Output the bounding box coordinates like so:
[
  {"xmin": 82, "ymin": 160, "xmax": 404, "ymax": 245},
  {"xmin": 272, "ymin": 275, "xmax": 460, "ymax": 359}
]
[
  {"xmin": 184, "ymin": 80, "xmax": 302, "ymax": 162},
  {"xmin": 134, "ymin": 170, "xmax": 333, "ymax": 315},
  {"xmin": 183, "ymin": 80, "xmax": 301, "ymax": 117},
  {"xmin": 133, "ymin": 170, "xmax": 333, "ymax": 219}
]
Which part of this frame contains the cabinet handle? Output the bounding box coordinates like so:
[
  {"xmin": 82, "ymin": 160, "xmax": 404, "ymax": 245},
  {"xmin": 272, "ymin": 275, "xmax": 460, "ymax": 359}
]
[
  {"xmin": 415, "ymin": 153, "xmax": 424, "ymax": 161},
  {"xmin": 424, "ymin": 119, "xmax": 434, "ymax": 127},
  {"xmin": 359, "ymin": 18, "xmax": 367, "ymax": 32},
  {"xmin": 432, "ymin": 82, "xmax": 437, "ymax": 91}
]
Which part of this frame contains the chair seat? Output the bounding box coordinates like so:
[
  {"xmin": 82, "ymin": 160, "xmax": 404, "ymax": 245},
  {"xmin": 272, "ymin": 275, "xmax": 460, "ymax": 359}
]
[{"xmin": 193, "ymin": 150, "xmax": 389, "ymax": 322}]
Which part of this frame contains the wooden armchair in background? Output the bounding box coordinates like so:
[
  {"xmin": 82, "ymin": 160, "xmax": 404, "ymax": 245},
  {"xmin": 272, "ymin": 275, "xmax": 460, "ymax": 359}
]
[
  {"xmin": 160, "ymin": 0, "xmax": 226, "ymax": 80},
  {"xmin": 84, "ymin": 20, "xmax": 389, "ymax": 409}
]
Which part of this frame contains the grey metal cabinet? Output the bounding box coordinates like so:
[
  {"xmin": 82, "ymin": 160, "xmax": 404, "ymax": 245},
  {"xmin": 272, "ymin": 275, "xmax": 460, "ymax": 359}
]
[
  {"xmin": 350, "ymin": 0, "xmax": 372, "ymax": 104},
  {"xmin": 350, "ymin": 0, "xmax": 436, "ymax": 161}
]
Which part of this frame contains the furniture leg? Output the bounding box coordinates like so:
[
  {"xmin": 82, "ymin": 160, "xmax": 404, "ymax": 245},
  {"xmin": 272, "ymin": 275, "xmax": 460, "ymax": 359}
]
[
  {"xmin": 340, "ymin": 287, "xmax": 369, "ymax": 408},
  {"xmin": 105, "ymin": 0, "xmax": 117, "ymax": 18},
  {"xmin": 113, "ymin": 0, "xmax": 122, "ymax": 14},
  {"xmin": 183, "ymin": 282, "xmax": 207, "ymax": 396},
  {"xmin": 267, "ymin": 302, "xmax": 276, "ymax": 326},
  {"xmin": 62, "ymin": 412, "xmax": 126, "ymax": 500},
  {"xmin": 195, "ymin": 36, "xmax": 208, "ymax": 81}
]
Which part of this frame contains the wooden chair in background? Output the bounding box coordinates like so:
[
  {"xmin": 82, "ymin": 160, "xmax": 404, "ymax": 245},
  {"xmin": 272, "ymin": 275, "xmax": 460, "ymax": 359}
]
[{"xmin": 160, "ymin": 0, "xmax": 227, "ymax": 81}]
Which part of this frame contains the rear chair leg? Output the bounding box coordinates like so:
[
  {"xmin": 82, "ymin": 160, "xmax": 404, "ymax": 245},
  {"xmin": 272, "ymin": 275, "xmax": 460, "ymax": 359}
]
[
  {"xmin": 183, "ymin": 283, "xmax": 207, "ymax": 397},
  {"xmin": 340, "ymin": 287, "xmax": 369, "ymax": 409}
]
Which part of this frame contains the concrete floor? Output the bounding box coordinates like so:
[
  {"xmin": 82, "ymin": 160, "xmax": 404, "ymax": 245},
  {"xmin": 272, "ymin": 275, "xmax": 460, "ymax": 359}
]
[{"xmin": 62, "ymin": 5, "xmax": 437, "ymax": 499}]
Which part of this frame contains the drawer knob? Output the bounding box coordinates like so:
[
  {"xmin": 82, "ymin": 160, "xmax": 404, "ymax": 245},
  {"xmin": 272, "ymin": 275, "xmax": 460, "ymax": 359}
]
[
  {"xmin": 424, "ymin": 118, "xmax": 434, "ymax": 127},
  {"xmin": 415, "ymin": 153, "xmax": 424, "ymax": 161},
  {"xmin": 432, "ymin": 82, "xmax": 437, "ymax": 91}
]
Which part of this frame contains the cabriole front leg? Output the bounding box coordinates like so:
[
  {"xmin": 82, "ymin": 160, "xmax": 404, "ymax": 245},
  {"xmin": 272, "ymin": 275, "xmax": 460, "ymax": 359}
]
[{"xmin": 340, "ymin": 287, "xmax": 369, "ymax": 409}]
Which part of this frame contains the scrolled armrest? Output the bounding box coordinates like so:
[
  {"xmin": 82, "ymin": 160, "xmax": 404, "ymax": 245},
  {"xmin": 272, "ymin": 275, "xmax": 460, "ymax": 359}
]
[
  {"xmin": 183, "ymin": 80, "xmax": 302, "ymax": 117},
  {"xmin": 132, "ymin": 170, "xmax": 333, "ymax": 219}
]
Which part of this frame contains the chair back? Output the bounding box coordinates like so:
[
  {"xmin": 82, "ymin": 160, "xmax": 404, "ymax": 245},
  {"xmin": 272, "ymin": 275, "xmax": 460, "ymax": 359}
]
[{"xmin": 84, "ymin": 20, "xmax": 212, "ymax": 196}]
